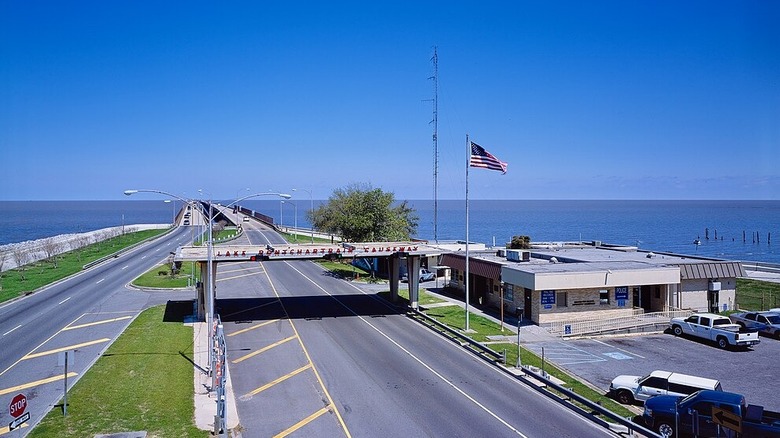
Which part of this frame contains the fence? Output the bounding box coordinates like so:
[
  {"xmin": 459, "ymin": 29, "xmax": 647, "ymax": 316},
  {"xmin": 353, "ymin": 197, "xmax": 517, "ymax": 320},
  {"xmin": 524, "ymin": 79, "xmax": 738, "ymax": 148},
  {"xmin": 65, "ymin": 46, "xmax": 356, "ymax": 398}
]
[{"xmin": 544, "ymin": 308, "xmax": 693, "ymax": 337}]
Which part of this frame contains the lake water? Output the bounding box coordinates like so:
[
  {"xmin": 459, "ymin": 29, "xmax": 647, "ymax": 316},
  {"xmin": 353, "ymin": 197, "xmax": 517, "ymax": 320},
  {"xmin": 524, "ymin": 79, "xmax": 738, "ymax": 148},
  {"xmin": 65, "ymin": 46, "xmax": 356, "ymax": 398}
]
[{"xmin": 1, "ymin": 200, "xmax": 778, "ymax": 263}]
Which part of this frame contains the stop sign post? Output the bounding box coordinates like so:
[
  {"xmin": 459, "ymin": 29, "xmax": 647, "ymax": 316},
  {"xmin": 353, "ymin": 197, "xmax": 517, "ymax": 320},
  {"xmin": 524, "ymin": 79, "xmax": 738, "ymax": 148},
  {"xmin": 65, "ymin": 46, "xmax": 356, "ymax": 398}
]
[
  {"xmin": 9, "ymin": 394, "xmax": 26, "ymax": 418},
  {"xmin": 8, "ymin": 393, "xmax": 30, "ymax": 431}
]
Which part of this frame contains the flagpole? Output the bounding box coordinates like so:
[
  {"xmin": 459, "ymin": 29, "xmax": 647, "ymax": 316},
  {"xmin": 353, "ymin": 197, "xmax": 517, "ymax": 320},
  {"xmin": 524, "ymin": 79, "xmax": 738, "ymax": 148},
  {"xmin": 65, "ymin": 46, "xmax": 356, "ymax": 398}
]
[{"xmin": 465, "ymin": 133, "xmax": 470, "ymax": 332}]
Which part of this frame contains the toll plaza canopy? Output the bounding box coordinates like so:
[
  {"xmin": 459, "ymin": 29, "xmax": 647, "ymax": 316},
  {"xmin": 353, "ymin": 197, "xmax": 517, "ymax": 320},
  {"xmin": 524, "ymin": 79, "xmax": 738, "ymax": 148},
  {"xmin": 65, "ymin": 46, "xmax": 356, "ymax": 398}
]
[{"xmin": 175, "ymin": 241, "xmax": 446, "ymax": 263}]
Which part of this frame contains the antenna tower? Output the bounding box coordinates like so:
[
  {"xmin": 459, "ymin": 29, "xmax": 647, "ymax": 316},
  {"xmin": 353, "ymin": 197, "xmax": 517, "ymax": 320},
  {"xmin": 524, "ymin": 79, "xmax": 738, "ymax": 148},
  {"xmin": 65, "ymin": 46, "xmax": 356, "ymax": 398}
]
[{"xmin": 429, "ymin": 47, "xmax": 439, "ymax": 243}]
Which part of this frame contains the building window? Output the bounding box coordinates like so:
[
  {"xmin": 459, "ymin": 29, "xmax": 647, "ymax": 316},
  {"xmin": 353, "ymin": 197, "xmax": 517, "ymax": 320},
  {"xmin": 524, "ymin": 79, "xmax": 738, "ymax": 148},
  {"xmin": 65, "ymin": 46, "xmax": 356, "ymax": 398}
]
[
  {"xmin": 556, "ymin": 291, "xmax": 567, "ymax": 307},
  {"xmin": 599, "ymin": 289, "xmax": 610, "ymax": 305},
  {"xmin": 655, "ymin": 286, "xmax": 661, "ymax": 299},
  {"xmin": 504, "ymin": 284, "xmax": 514, "ymax": 302}
]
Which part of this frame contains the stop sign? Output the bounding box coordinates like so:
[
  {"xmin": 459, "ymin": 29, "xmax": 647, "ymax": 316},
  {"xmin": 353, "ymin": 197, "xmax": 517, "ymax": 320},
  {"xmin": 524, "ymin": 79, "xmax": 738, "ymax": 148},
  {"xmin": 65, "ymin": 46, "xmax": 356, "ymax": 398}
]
[{"xmin": 9, "ymin": 393, "xmax": 26, "ymax": 418}]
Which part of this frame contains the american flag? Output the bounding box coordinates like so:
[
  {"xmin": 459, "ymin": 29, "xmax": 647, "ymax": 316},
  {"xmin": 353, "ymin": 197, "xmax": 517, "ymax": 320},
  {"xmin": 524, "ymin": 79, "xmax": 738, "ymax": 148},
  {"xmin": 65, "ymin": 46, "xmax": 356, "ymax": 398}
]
[{"xmin": 469, "ymin": 142, "xmax": 507, "ymax": 174}]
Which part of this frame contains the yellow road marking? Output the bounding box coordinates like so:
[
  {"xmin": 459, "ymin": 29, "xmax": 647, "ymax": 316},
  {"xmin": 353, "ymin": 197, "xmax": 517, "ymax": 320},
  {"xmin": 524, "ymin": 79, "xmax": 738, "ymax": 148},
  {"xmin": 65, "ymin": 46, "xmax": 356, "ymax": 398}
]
[
  {"xmin": 218, "ymin": 265, "xmax": 263, "ymax": 275},
  {"xmin": 274, "ymin": 406, "xmax": 330, "ymax": 438},
  {"xmin": 262, "ymin": 267, "xmax": 352, "ymax": 438},
  {"xmin": 0, "ymin": 372, "xmax": 78, "ymax": 396},
  {"xmin": 0, "ymin": 423, "xmax": 29, "ymax": 434},
  {"xmin": 246, "ymin": 364, "xmax": 312, "ymax": 397},
  {"xmin": 232, "ymin": 335, "xmax": 296, "ymax": 364},
  {"xmin": 23, "ymin": 338, "xmax": 110, "ymax": 360},
  {"xmin": 228, "ymin": 319, "xmax": 280, "ymax": 337},
  {"xmin": 63, "ymin": 316, "xmax": 133, "ymax": 331}
]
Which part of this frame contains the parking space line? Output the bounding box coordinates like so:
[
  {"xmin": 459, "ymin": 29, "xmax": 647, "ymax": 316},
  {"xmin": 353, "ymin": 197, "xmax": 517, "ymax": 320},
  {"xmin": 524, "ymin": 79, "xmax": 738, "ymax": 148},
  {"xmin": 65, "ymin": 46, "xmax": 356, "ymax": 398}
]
[
  {"xmin": 23, "ymin": 338, "xmax": 111, "ymax": 360},
  {"xmin": 62, "ymin": 316, "xmax": 133, "ymax": 331},
  {"xmin": 246, "ymin": 363, "xmax": 313, "ymax": 397},
  {"xmin": 228, "ymin": 319, "xmax": 280, "ymax": 337},
  {"xmin": 0, "ymin": 373, "xmax": 78, "ymax": 396},
  {"xmin": 274, "ymin": 406, "xmax": 330, "ymax": 438},
  {"xmin": 526, "ymin": 342, "xmax": 607, "ymax": 365},
  {"xmin": 592, "ymin": 339, "xmax": 645, "ymax": 358},
  {"xmin": 232, "ymin": 335, "xmax": 296, "ymax": 364}
]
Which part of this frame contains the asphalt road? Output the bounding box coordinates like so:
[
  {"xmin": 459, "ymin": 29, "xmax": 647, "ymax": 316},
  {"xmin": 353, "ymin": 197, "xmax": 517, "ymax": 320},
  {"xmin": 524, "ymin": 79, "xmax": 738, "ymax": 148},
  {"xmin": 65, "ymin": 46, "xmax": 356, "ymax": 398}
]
[
  {"xmin": 523, "ymin": 331, "xmax": 780, "ymax": 412},
  {"xmin": 218, "ymin": 224, "xmax": 616, "ymax": 437},
  {"xmin": 0, "ymin": 227, "xmax": 194, "ymax": 436}
]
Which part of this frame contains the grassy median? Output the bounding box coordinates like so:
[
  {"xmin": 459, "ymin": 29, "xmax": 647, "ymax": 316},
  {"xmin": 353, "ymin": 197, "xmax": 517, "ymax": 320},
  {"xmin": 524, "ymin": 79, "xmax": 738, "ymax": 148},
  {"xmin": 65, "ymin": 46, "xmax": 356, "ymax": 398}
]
[
  {"xmin": 0, "ymin": 229, "xmax": 168, "ymax": 303},
  {"xmin": 29, "ymin": 305, "xmax": 206, "ymax": 438}
]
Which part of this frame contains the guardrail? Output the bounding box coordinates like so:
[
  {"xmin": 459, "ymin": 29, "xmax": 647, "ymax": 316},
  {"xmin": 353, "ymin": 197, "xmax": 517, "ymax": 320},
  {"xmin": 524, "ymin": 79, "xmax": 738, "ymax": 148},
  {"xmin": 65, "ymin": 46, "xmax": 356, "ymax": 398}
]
[
  {"xmin": 409, "ymin": 308, "xmax": 504, "ymax": 363},
  {"xmin": 545, "ymin": 308, "xmax": 693, "ymax": 337}
]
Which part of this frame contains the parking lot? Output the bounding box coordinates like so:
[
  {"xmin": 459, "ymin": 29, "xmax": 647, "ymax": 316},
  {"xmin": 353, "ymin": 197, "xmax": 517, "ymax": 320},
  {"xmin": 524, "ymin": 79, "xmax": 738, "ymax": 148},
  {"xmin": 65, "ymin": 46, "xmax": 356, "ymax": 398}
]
[{"xmin": 523, "ymin": 330, "xmax": 780, "ymax": 411}]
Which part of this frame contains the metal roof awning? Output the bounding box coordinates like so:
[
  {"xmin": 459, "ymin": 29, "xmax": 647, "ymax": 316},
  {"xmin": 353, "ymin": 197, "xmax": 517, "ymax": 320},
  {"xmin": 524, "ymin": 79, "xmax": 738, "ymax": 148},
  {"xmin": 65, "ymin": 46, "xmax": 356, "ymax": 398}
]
[{"xmin": 677, "ymin": 261, "xmax": 747, "ymax": 280}]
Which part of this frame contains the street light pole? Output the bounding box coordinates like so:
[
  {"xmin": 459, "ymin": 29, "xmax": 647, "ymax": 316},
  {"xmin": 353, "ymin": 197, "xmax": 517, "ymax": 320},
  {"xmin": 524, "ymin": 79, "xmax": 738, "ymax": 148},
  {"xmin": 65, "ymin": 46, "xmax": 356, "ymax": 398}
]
[
  {"xmin": 282, "ymin": 200, "xmax": 297, "ymax": 242},
  {"xmin": 292, "ymin": 188, "xmax": 314, "ymax": 243}
]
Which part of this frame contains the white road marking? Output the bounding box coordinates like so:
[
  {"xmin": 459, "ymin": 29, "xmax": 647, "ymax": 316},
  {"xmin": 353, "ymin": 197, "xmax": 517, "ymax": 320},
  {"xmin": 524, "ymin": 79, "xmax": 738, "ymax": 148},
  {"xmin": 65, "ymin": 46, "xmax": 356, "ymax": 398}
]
[
  {"xmin": 592, "ymin": 339, "xmax": 645, "ymax": 358},
  {"xmin": 3, "ymin": 325, "xmax": 22, "ymax": 337},
  {"xmin": 96, "ymin": 278, "xmax": 105, "ymax": 284},
  {"xmin": 58, "ymin": 297, "xmax": 71, "ymax": 305},
  {"xmin": 122, "ymin": 265, "xmax": 129, "ymax": 270}
]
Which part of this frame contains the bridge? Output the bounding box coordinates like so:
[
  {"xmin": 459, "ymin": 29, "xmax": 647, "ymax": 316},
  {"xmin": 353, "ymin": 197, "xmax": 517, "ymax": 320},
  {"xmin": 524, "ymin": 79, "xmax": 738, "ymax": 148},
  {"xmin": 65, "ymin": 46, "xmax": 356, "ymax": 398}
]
[{"xmin": 175, "ymin": 241, "xmax": 446, "ymax": 321}]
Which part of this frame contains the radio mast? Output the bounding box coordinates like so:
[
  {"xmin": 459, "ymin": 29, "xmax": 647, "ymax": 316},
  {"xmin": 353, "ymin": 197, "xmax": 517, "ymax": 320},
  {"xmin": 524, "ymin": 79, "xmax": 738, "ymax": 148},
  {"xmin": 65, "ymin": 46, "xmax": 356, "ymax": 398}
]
[{"xmin": 429, "ymin": 47, "xmax": 439, "ymax": 243}]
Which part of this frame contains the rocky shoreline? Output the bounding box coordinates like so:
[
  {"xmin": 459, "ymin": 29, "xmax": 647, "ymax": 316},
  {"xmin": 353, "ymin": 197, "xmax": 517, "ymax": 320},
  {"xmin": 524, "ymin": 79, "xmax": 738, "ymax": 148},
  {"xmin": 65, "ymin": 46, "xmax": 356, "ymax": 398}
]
[{"xmin": 0, "ymin": 224, "xmax": 169, "ymax": 272}]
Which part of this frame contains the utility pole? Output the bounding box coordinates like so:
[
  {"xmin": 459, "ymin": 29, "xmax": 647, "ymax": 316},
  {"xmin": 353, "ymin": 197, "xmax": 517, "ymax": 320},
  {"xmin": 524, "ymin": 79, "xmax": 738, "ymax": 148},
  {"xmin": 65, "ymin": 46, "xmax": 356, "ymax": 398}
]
[{"xmin": 429, "ymin": 46, "xmax": 439, "ymax": 243}]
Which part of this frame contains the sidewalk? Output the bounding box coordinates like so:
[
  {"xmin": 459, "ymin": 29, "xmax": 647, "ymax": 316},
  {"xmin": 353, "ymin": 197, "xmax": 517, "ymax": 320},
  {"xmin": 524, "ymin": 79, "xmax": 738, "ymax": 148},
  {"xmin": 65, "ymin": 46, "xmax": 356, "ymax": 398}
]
[{"xmin": 192, "ymin": 322, "xmax": 240, "ymax": 434}]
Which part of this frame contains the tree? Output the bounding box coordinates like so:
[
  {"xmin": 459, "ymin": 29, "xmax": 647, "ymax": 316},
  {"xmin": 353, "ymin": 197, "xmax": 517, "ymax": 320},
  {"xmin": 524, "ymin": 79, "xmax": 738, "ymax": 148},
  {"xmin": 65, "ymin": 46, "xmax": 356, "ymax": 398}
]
[
  {"xmin": 509, "ymin": 235, "xmax": 531, "ymax": 249},
  {"xmin": 41, "ymin": 237, "xmax": 63, "ymax": 268},
  {"xmin": 12, "ymin": 248, "xmax": 30, "ymax": 281},
  {"xmin": 308, "ymin": 183, "xmax": 418, "ymax": 242}
]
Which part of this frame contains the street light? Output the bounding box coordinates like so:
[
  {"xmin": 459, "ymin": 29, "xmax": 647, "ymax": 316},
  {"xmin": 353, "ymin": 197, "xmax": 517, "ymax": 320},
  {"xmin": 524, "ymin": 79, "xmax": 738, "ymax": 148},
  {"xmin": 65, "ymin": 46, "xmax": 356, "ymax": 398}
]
[
  {"xmin": 281, "ymin": 200, "xmax": 297, "ymax": 242},
  {"xmin": 164, "ymin": 199, "xmax": 175, "ymax": 225},
  {"xmin": 292, "ymin": 188, "xmax": 314, "ymax": 243},
  {"xmin": 125, "ymin": 188, "xmax": 291, "ymax": 381}
]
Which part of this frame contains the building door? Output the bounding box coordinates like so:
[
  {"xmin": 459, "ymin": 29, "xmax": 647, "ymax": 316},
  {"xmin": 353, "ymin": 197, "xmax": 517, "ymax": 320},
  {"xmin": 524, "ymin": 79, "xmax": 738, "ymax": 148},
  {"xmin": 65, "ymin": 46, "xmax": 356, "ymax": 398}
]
[
  {"xmin": 524, "ymin": 289, "xmax": 532, "ymax": 320},
  {"xmin": 640, "ymin": 285, "xmax": 652, "ymax": 311}
]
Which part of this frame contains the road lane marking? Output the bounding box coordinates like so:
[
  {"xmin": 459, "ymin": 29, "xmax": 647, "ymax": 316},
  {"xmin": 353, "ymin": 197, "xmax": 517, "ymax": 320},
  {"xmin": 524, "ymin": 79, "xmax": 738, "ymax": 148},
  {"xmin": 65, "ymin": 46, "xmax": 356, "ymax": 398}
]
[
  {"xmin": 0, "ymin": 373, "xmax": 78, "ymax": 396},
  {"xmin": 262, "ymin": 266, "xmax": 352, "ymax": 438},
  {"xmin": 62, "ymin": 316, "xmax": 133, "ymax": 331},
  {"xmin": 246, "ymin": 363, "xmax": 312, "ymax": 397},
  {"xmin": 58, "ymin": 297, "xmax": 71, "ymax": 305},
  {"xmin": 285, "ymin": 261, "xmax": 528, "ymax": 437},
  {"xmin": 274, "ymin": 406, "xmax": 330, "ymax": 438},
  {"xmin": 2, "ymin": 325, "xmax": 22, "ymax": 337},
  {"xmin": 23, "ymin": 338, "xmax": 111, "ymax": 360},
  {"xmin": 96, "ymin": 278, "xmax": 105, "ymax": 284},
  {"xmin": 0, "ymin": 422, "xmax": 29, "ymax": 434},
  {"xmin": 232, "ymin": 335, "xmax": 296, "ymax": 364},
  {"xmin": 122, "ymin": 265, "xmax": 129, "ymax": 270},
  {"xmin": 216, "ymin": 271, "xmax": 266, "ymax": 282},
  {"xmin": 228, "ymin": 319, "xmax": 279, "ymax": 337}
]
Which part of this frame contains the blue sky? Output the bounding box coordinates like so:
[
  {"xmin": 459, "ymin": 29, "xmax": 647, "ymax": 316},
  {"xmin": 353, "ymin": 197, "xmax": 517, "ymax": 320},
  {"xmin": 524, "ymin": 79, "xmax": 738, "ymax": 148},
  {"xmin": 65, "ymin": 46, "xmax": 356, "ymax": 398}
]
[{"xmin": 1, "ymin": 1, "xmax": 778, "ymax": 201}]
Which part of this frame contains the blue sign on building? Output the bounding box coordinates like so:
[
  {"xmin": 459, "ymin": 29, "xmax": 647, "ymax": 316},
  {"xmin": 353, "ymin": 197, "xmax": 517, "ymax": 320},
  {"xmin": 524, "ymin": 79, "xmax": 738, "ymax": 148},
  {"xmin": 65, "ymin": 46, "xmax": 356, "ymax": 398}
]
[
  {"xmin": 615, "ymin": 286, "xmax": 629, "ymax": 301},
  {"xmin": 541, "ymin": 290, "xmax": 555, "ymax": 305}
]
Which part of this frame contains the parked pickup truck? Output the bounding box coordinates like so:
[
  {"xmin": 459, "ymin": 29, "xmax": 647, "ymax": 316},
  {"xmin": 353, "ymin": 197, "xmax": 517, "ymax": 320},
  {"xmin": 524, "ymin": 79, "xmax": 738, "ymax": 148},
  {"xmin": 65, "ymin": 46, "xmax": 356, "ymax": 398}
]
[
  {"xmin": 729, "ymin": 311, "xmax": 780, "ymax": 339},
  {"xmin": 643, "ymin": 390, "xmax": 780, "ymax": 437},
  {"xmin": 670, "ymin": 313, "xmax": 760, "ymax": 349}
]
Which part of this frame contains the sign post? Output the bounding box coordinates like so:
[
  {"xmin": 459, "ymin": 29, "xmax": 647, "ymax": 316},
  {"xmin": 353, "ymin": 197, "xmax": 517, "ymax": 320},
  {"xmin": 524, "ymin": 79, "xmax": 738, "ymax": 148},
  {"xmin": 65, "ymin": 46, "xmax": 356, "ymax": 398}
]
[
  {"xmin": 8, "ymin": 393, "xmax": 30, "ymax": 431},
  {"xmin": 712, "ymin": 406, "xmax": 742, "ymax": 434}
]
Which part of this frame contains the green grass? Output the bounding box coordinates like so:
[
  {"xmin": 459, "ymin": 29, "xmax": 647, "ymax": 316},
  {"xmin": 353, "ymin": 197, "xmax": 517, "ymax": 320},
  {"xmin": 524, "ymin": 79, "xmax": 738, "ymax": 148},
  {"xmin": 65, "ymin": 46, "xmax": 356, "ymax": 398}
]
[
  {"xmin": 278, "ymin": 231, "xmax": 334, "ymax": 244},
  {"xmin": 377, "ymin": 287, "xmax": 446, "ymax": 306},
  {"xmin": 736, "ymin": 278, "xmax": 780, "ymax": 310},
  {"xmin": 316, "ymin": 259, "xmax": 372, "ymax": 280},
  {"xmin": 29, "ymin": 306, "xmax": 207, "ymax": 438},
  {"xmin": 132, "ymin": 261, "xmax": 200, "ymax": 288},
  {"xmin": 194, "ymin": 228, "xmax": 240, "ymax": 246},
  {"xmin": 0, "ymin": 229, "xmax": 168, "ymax": 303}
]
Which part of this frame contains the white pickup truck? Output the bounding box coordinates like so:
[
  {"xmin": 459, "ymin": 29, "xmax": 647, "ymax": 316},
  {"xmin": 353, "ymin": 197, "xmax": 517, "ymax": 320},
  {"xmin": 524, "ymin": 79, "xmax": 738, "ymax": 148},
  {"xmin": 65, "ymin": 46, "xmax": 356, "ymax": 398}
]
[{"xmin": 670, "ymin": 313, "xmax": 760, "ymax": 349}]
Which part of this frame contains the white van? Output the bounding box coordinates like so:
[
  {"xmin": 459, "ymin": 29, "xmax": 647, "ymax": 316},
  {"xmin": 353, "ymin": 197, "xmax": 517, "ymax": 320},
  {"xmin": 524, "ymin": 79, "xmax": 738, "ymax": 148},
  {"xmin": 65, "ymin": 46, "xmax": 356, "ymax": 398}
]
[{"xmin": 609, "ymin": 370, "xmax": 722, "ymax": 405}]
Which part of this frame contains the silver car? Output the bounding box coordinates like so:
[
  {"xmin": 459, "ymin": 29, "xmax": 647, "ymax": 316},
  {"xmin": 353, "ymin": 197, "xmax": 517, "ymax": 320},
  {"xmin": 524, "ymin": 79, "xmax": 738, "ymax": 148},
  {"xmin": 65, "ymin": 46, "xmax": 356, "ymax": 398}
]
[{"xmin": 729, "ymin": 311, "xmax": 780, "ymax": 339}]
